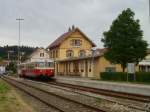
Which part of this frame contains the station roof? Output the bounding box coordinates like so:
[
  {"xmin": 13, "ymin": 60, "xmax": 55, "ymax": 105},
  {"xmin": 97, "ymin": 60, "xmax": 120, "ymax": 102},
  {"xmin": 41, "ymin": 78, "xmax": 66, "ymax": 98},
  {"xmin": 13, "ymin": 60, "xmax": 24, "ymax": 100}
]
[
  {"xmin": 139, "ymin": 61, "xmax": 150, "ymax": 66},
  {"xmin": 56, "ymin": 55, "xmax": 100, "ymax": 62}
]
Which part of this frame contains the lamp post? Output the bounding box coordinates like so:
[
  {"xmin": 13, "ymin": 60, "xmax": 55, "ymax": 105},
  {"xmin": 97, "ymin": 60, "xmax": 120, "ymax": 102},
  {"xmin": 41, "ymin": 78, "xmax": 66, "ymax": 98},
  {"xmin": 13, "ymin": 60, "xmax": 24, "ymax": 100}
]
[
  {"xmin": 149, "ymin": 0, "xmax": 150, "ymax": 23},
  {"xmin": 16, "ymin": 18, "xmax": 24, "ymax": 76}
]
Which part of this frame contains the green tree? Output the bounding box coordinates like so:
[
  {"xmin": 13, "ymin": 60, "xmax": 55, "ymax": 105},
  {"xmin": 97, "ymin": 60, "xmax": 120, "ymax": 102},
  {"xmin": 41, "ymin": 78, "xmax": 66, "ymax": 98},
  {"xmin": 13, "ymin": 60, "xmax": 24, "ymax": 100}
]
[
  {"xmin": 6, "ymin": 62, "xmax": 17, "ymax": 73},
  {"xmin": 101, "ymin": 8, "xmax": 148, "ymax": 72},
  {"xmin": 0, "ymin": 57, "xmax": 2, "ymax": 61}
]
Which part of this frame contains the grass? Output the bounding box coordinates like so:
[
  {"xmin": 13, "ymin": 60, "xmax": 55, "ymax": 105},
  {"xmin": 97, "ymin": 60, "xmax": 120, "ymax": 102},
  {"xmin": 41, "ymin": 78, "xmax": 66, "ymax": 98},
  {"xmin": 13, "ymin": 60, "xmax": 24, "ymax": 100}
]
[
  {"xmin": 0, "ymin": 79, "xmax": 34, "ymax": 112},
  {"xmin": 0, "ymin": 81, "xmax": 10, "ymax": 94},
  {"xmin": 95, "ymin": 97, "xmax": 102, "ymax": 103}
]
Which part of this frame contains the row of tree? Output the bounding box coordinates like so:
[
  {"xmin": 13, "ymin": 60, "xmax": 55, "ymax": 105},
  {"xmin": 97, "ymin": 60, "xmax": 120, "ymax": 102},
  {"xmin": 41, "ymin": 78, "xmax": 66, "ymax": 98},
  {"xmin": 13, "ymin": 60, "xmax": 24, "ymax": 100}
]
[
  {"xmin": 101, "ymin": 8, "xmax": 148, "ymax": 72},
  {"xmin": 0, "ymin": 45, "xmax": 36, "ymax": 61}
]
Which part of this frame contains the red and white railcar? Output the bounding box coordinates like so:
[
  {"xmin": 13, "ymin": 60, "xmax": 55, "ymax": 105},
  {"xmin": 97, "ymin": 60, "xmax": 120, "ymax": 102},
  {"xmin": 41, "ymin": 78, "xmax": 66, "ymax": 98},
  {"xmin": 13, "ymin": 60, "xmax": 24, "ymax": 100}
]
[{"xmin": 18, "ymin": 60, "xmax": 54, "ymax": 78}]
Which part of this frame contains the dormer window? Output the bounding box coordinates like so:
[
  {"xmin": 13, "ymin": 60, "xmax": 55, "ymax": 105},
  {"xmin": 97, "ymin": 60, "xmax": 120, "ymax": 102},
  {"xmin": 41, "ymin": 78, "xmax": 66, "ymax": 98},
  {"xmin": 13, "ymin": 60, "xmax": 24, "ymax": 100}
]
[
  {"xmin": 40, "ymin": 53, "xmax": 44, "ymax": 57},
  {"xmin": 66, "ymin": 50, "xmax": 74, "ymax": 57},
  {"xmin": 71, "ymin": 39, "xmax": 81, "ymax": 47}
]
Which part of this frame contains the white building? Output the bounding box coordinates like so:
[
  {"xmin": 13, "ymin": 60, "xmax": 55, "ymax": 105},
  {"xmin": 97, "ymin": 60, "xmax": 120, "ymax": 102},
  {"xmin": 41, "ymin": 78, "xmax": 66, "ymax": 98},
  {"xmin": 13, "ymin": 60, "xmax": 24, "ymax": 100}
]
[
  {"xmin": 0, "ymin": 61, "xmax": 8, "ymax": 74},
  {"xmin": 139, "ymin": 54, "xmax": 150, "ymax": 72},
  {"xmin": 25, "ymin": 48, "xmax": 51, "ymax": 63}
]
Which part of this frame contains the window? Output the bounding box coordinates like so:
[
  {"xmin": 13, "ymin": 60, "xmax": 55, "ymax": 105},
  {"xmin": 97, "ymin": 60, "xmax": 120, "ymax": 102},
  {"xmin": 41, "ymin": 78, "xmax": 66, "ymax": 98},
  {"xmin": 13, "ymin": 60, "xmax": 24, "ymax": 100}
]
[
  {"xmin": 40, "ymin": 53, "xmax": 44, "ymax": 57},
  {"xmin": 79, "ymin": 50, "xmax": 86, "ymax": 57},
  {"xmin": 56, "ymin": 50, "xmax": 58, "ymax": 58},
  {"xmin": 48, "ymin": 62, "xmax": 54, "ymax": 67},
  {"xmin": 105, "ymin": 67, "xmax": 116, "ymax": 72},
  {"xmin": 51, "ymin": 51, "xmax": 53, "ymax": 58},
  {"xmin": 53, "ymin": 50, "xmax": 55, "ymax": 58},
  {"xmin": 80, "ymin": 62, "xmax": 84, "ymax": 72},
  {"xmin": 50, "ymin": 51, "xmax": 52, "ymax": 58},
  {"xmin": 89, "ymin": 61, "xmax": 92, "ymax": 72},
  {"xmin": 71, "ymin": 39, "xmax": 81, "ymax": 47},
  {"xmin": 66, "ymin": 50, "xmax": 74, "ymax": 57}
]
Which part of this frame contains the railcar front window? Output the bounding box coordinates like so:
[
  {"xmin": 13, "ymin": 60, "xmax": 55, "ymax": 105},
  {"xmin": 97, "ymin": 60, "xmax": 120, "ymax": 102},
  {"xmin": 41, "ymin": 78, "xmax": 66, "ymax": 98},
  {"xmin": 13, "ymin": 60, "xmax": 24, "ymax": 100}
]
[
  {"xmin": 48, "ymin": 62, "xmax": 54, "ymax": 67},
  {"xmin": 38, "ymin": 62, "xmax": 45, "ymax": 67}
]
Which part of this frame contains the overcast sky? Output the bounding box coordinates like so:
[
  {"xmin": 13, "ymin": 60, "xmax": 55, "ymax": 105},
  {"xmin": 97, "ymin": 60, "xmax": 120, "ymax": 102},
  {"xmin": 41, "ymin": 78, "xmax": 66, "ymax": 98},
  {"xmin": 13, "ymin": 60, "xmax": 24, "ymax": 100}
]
[{"xmin": 0, "ymin": 0, "xmax": 149, "ymax": 48}]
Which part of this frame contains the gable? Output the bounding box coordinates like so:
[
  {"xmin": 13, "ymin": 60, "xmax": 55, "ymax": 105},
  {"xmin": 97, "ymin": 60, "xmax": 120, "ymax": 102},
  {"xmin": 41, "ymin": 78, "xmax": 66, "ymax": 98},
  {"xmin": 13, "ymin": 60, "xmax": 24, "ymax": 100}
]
[
  {"xmin": 30, "ymin": 48, "xmax": 49, "ymax": 59},
  {"xmin": 60, "ymin": 30, "xmax": 93, "ymax": 49},
  {"xmin": 47, "ymin": 27, "xmax": 96, "ymax": 49}
]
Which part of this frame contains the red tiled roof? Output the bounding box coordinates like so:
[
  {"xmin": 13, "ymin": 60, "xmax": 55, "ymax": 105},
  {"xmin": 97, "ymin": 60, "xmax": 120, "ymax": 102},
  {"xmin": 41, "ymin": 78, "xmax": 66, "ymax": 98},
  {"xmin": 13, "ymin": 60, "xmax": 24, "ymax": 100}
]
[{"xmin": 47, "ymin": 27, "xmax": 96, "ymax": 49}]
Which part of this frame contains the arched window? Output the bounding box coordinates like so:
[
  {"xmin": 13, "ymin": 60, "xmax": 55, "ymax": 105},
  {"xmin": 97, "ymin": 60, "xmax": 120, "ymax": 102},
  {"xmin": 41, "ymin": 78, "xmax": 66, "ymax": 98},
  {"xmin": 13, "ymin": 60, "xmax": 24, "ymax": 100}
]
[
  {"xmin": 66, "ymin": 50, "xmax": 74, "ymax": 57},
  {"xmin": 79, "ymin": 50, "xmax": 86, "ymax": 57}
]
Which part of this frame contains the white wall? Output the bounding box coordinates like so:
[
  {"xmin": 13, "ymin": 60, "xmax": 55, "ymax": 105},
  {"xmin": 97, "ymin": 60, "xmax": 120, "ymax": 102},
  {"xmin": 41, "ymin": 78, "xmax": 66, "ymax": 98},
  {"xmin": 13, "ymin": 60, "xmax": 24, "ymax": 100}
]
[{"xmin": 0, "ymin": 66, "xmax": 5, "ymax": 74}]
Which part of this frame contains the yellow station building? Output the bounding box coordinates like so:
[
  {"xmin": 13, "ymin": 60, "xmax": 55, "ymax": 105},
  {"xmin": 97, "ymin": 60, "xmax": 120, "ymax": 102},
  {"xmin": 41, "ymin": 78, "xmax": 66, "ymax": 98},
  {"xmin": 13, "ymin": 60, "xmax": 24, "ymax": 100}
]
[{"xmin": 47, "ymin": 26, "xmax": 126, "ymax": 79}]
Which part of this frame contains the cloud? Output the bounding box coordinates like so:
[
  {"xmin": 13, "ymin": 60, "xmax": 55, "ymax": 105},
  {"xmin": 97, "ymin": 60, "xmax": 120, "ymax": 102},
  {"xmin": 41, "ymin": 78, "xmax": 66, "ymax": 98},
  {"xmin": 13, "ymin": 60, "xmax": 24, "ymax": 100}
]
[{"xmin": 0, "ymin": 0, "xmax": 149, "ymax": 48}]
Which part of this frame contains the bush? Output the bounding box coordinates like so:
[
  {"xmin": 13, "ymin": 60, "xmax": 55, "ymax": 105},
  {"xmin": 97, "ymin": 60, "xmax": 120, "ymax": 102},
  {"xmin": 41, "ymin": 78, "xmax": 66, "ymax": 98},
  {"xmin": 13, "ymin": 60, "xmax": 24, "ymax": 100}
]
[
  {"xmin": 6, "ymin": 62, "xmax": 17, "ymax": 73},
  {"xmin": 100, "ymin": 72, "xmax": 150, "ymax": 83},
  {"xmin": 100, "ymin": 72, "xmax": 127, "ymax": 81},
  {"xmin": 136, "ymin": 72, "xmax": 150, "ymax": 83}
]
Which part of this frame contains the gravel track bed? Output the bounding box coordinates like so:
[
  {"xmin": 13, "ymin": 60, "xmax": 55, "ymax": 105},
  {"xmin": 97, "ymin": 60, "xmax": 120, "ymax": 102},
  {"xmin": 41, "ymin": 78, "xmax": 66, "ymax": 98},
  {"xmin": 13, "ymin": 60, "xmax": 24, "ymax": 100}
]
[
  {"xmin": 48, "ymin": 82, "xmax": 148, "ymax": 110},
  {"xmin": 5, "ymin": 78, "xmax": 103, "ymax": 112},
  {"xmin": 14, "ymin": 78, "xmax": 146, "ymax": 112},
  {"xmin": 14, "ymin": 86, "xmax": 60, "ymax": 112}
]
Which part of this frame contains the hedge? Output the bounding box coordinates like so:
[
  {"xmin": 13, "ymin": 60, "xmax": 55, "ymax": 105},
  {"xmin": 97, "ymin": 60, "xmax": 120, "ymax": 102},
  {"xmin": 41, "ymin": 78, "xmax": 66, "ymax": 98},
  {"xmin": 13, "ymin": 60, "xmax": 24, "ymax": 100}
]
[{"xmin": 100, "ymin": 72, "xmax": 150, "ymax": 83}]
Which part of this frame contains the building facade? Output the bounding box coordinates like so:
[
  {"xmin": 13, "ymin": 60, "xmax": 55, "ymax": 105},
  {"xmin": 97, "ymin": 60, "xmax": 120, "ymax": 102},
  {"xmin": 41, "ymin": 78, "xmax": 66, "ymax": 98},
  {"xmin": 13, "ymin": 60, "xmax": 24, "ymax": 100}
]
[
  {"xmin": 0, "ymin": 60, "xmax": 8, "ymax": 74},
  {"xmin": 25, "ymin": 48, "xmax": 50, "ymax": 63},
  {"xmin": 139, "ymin": 52, "xmax": 150, "ymax": 72},
  {"xmin": 47, "ymin": 26, "xmax": 124, "ymax": 79}
]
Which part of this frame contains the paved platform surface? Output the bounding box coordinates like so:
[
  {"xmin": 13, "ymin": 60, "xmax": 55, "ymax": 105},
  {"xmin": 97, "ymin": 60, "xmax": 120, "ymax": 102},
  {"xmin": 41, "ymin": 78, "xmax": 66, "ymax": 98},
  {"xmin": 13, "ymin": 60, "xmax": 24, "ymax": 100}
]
[{"xmin": 55, "ymin": 76, "xmax": 150, "ymax": 96}]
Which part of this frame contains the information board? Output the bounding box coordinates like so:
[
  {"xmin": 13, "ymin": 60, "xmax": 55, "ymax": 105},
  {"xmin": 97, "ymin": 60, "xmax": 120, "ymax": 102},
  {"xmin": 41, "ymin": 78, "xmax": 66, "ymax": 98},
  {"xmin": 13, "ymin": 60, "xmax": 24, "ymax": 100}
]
[{"xmin": 127, "ymin": 63, "xmax": 135, "ymax": 74}]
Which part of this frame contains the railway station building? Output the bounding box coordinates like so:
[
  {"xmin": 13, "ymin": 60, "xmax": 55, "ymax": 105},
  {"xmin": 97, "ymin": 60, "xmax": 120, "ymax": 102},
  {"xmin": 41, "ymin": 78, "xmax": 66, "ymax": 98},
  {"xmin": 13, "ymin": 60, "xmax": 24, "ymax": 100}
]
[{"xmin": 47, "ymin": 26, "xmax": 123, "ymax": 79}]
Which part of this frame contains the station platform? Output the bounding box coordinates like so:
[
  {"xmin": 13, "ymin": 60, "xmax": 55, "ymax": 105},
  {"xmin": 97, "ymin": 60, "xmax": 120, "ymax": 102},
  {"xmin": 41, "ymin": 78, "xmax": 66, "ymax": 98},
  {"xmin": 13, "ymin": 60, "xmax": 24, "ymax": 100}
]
[{"xmin": 55, "ymin": 76, "xmax": 150, "ymax": 96}]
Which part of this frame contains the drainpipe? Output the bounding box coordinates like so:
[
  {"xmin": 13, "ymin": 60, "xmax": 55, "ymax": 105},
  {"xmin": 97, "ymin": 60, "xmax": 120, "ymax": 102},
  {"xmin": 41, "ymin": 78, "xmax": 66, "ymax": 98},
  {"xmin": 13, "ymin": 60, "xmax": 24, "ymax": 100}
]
[{"xmin": 92, "ymin": 49, "xmax": 95, "ymax": 78}]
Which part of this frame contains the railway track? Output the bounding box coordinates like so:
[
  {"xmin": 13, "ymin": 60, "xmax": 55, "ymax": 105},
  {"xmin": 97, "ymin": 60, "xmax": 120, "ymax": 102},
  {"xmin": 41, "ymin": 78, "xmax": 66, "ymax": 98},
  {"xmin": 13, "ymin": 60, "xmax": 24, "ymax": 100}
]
[
  {"xmin": 48, "ymin": 82, "xmax": 150, "ymax": 103},
  {"xmin": 2, "ymin": 77, "xmax": 107, "ymax": 112}
]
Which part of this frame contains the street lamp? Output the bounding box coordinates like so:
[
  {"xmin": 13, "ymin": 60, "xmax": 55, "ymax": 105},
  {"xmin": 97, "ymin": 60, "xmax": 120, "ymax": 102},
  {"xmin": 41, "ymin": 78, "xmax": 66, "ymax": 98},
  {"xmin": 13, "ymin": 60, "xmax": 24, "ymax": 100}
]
[{"xmin": 16, "ymin": 18, "xmax": 24, "ymax": 76}]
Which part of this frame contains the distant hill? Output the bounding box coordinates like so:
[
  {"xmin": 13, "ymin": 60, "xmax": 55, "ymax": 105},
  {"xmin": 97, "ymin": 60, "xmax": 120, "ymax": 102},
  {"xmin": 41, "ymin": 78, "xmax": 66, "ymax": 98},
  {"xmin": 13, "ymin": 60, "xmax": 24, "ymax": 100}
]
[{"xmin": 0, "ymin": 45, "xmax": 37, "ymax": 61}]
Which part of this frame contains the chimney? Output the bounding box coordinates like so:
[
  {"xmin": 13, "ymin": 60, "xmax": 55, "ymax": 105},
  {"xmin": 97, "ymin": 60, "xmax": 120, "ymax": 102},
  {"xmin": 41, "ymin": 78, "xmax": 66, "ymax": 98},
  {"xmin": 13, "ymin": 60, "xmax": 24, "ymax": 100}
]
[
  {"xmin": 68, "ymin": 27, "xmax": 71, "ymax": 32},
  {"xmin": 72, "ymin": 25, "xmax": 75, "ymax": 30}
]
